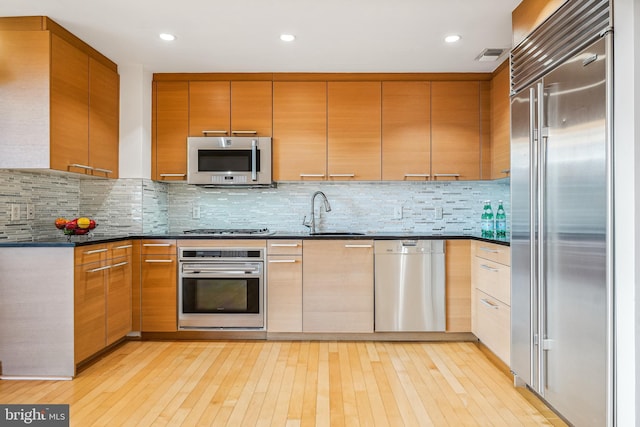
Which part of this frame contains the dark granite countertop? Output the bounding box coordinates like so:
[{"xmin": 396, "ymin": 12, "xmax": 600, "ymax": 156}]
[{"xmin": 0, "ymin": 231, "xmax": 510, "ymax": 247}]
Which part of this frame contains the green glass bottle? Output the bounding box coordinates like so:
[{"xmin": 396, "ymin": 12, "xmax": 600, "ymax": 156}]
[
  {"xmin": 481, "ymin": 200, "xmax": 494, "ymax": 238},
  {"xmin": 496, "ymin": 200, "xmax": 506, "ymax": 238}
]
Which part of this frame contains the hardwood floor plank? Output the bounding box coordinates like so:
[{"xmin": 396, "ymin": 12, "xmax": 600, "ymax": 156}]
[{"xmin": 0, "ymin": 340, "xmax": 564, "ymax": 426}]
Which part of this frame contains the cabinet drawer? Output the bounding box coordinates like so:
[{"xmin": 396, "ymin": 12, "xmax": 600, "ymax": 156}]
[
  {"xmin": 267, "ymin": 240, "xmax": 303, "ymax": 256},
  {"xmin": 109, "ymin": 240, "xmax": 133, "ymax": 259},
  {"xmin": 267, "ymin": 254, "xmax": 303, "ymax": 332},
  {"xmin": 141, "ymin": 239, "xmax": 176, "ymax": 255},
  {"xmin": 475, "ymin": 289, "xmax": 510, "ymax": 364},
  {"xmin": 473, "ymin": 258, "xmax": 510, "ymax": 305},
  {"xmin": 75, "ymin": 244, "xmax": 109, "ymax": 265},
  {"xmin": 473, "ymin": 241, "xmax": 510, "ymax": 266}
]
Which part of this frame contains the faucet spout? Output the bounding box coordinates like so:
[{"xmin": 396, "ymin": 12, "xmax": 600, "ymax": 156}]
[{"xmin": 303, "ymin": 191, "xmax": 331, "ymax": 234}]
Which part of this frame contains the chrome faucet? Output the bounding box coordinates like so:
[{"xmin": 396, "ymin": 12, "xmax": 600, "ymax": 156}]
[{"xmin": 303, "ymin": 191, "xmax": 332, "ymax": 234}]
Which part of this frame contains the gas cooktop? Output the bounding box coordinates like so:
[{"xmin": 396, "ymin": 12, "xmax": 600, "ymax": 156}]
[{"xmin": 182, "ymin": 228, "xmax": 274, "ymax": 236}]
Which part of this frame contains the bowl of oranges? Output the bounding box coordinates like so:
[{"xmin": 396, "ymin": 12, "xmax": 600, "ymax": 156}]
[{"xmin": 55, "ymin": 217, "xmax": 97, "ymax": 237}]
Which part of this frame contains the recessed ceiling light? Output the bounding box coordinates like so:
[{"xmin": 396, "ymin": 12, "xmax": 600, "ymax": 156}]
[
  {"xmin": 159, "ymin": 33, "xmax": 176, "ymax": 41},
  {"xmin": 444, "ymin": 34, "xmax": 461, "ymax": 43},
  {"xmin": 280, "ymin": 34, "xmax": 296, "ymax": 42}
]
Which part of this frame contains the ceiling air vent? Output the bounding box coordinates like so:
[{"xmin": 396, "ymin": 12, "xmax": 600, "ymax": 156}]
[{"xmin": 475, "ymin": 48, "xmax": 505, "ymax": 62}]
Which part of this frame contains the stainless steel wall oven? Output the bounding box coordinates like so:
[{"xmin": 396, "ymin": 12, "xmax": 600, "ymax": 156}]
[{"xmin": 178, "ymin": 247, "xmax": 265, "ymax": 329}]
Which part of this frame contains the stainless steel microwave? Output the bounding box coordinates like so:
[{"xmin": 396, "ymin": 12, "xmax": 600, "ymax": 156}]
[{"xmin": 187, "ymin": 136, "xmax": 272, "ymax": 185}]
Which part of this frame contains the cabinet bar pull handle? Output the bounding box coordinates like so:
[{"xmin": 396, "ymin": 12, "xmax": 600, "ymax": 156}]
[
  {"xmin": 480, "ymin": 264, "xmax": 499, "ymax": 272},
  {"xmin": 480, "ymin": 298, "xmax": 499, "ymax": 309},
  {"xmin": 159, "ymin": 173, "xmax": 186, "ymax": 177},
  {"xmin": 268, "ymin": 259, "xmax": 297, "ymax": 263},
  {"xmin": 70, "ymin": 164, "xmax": 94, "ymax": 170},
  {"xmin": 87, "ymin": 265, "xmax": 112, "ymax": 273},
  {"xmin": 404, "ymin": 173, "xmax": 430, "ymax": 177},
  {"xmin": 479, "ymin": 246, "xmax": 500, "ymax": 253},
  {"xmin": 114, "ymin": 244, "xmax": 133, "ymax": 249},
  {"xmin": 433, "ymin": 173, "xmax": 460, "ymax": 178},
  {"xmin": 270, "ymin": 243, "xmax": 299, "ymax": 247},
  {"xmin": 111, "ymin": 261, "xmax": 129, "ymax": 268},
  {"xmin": 202, "ymin": 130, "xmax": 228, "ymax": 135},
  {"xmin": 93, "ymin": 167, "xmax": 113, "ymax": 174},
  {"xmin": 145, "ymin": 259, "xmax": 174, "ymax": 263},
  {"xmin": 345, "ymin": 244, "xmax": 372, "ymax": 248},
  {"xmin": 84, "ymin": 248, "xmax": 108, "ymax": 254},
  {"xmin": 231, "ymin": 130, "xmax": 258, "ymax": 135},
  {"xmin": 299, "ymin": 174, "xmax": 326, "ymax": 177},
  {"xmin": 143, "ymin": 243, "xmax": 172, "ymax": 247},
  {"xmin": 501, "ymin": 169, "xmax": 511, "ymax": 174},
  {"xmin": 329, "ymin": 173, "xmax": 356, "ymax": 177}
]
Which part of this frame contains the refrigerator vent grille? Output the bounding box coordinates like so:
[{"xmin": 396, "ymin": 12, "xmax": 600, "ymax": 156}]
[{"xmin": 510, "ymin": 0, "xmax": 610, "ymax": 94}]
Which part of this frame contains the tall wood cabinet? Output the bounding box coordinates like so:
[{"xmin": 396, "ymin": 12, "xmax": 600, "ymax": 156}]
[
  {"xmin": 0, "ymin": 17, "xmax": 119, "ymax": 178},
  {"xmin": 327, "ymin": 82, "xmax": 382, "ymax": 181},
  {"xmin": 431, "ymin": 82, "xmax": 482, "ymax": 180},
  {"xmin": 381, "ymin": 81, "xmax": 431, "ymax": 180},
  {"xmin": 273, "ymin": 82, "xmax": 328, "ymax": 181},
  {"xmin": 490, "ymin": 63, "xmax": 511, "ymax": 179}
]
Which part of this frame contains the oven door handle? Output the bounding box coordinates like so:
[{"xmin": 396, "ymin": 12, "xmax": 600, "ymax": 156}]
[{"xmin": 182, "ymin": 267, "xmax": 260, "ymax": 275}]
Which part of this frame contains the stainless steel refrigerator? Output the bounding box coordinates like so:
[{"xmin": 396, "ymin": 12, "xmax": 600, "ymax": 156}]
[{"xmin": 510, "ymin": 0, "xmax": 613, "ymax": 426}]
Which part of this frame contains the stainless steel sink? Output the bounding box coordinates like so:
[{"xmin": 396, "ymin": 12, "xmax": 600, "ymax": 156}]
[{"xmin": 309, "ymin": 232, "xmax": 365, "ymax": 236}]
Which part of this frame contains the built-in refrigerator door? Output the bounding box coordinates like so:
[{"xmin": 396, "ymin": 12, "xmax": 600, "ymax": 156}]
[
  {"xmin": 540, "ymin": 36, "xmax": 608, "ymax": 427},
  {"xmin": 510, "ymin": 82, "xmax": 539, "ymax": 390}
]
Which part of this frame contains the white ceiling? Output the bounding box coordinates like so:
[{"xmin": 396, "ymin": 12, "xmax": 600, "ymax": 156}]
[{"xmin": 0, "ymin": 0, "xmax": 521, "ymax": 73}]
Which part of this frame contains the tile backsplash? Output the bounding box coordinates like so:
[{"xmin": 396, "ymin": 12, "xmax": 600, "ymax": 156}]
[{"xmin": 0, "ymin": 169, "xmax": 509, "ymax": 241}]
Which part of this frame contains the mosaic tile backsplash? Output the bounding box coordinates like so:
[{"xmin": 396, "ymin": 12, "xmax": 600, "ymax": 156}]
[{"xmin": 0, "ymin": 169, "xmax": 509, "ymax": 241}]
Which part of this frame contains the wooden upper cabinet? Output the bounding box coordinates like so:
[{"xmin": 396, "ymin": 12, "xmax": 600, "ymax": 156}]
[
  {"xmin": 89, "ymin": 57, "xmax": 120, "ymax": 178},
  {"xmin": 382, "ymin": 81, "xmax": 431, "ymax": 180},
  {"xmin": 231, "ymin": 81, "xmax": 273, "ymax": 136},
  {"xmin": 328, "ymin": 82, "xmax": 381, "ymax": 181},
  {"xmin": 512, "ymin": 0, "xmax": 567, "ymax": 47},
  {"xmin": 431, "ymin": 81, "xmax": 481, "ymax": 181},
  {"xmin": 153, "ymin": 81, "xmax": 189, "ymax": 181},
  {"xmin": 273, "ymin": 81, "xmax": 327, "ymax": 181},
  {"xmin": 50, "ymin": 34, "xmax": 90, "ymax": 174},
  {"xmin": 491, "ymin": 64, "xmax": 511, "ymax": 179},
  {"xmin": 189, "ymin": 81, "xmax": 231, "ymax": 137}
]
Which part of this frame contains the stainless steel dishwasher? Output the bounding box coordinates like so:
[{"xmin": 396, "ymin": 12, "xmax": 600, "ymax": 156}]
[{"xmin": 374, "ymin": 240, "xmax": 445, "ymax": 332}]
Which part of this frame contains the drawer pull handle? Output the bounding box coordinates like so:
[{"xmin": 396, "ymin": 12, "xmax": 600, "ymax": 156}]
[
  {"xmin": 300, "ymin": 174, "xmax": 325, "ymax": 177},
  {"xmin": 84, "ymin": 248, "xmax": 108, "ymax": 255},
  {"xmin": 480, "ymin": 298, "xmax": 499, "ymax": 309},
  {"xmin": 114, "ymin": 244, "xmax": 133, "ymax": 250},
  {"xmin": 270, "ymin": 243, "xmax": 299, "ymax": 247},
  {"xmin": 345, "ymin": 244, "xmax": 372, "ymax": 248},
  {"xmin": 87, "ymin": 265, "xmax": 112, "ymax": 273},
  {"xmin": 93, "ymin": 167, "xmax": 113, "ymax": 174},
  {"xmin": 111, "ymin": 261, "xmax": 129, "ymax": 268},
  {"xmin": 159, "ymin": 173, "xmax": 186, "ymax": 177},
  {"xmin": 480, "ymin": 264, "xmax": 499, "ymax": 273},
  {"xmin": 479, "ymin": 247, "xmax": 500, "ymax": 253},
  {"xmin": 143, "ymin": 243, "xmax": 172, "ymax": 247},
  {"xmin": 268, "ymin": 259, "xmax": 297, "ymax": 263},
  {"xmin": 145, "ymin": 259, "xmax": 174, "ymax": 263}
]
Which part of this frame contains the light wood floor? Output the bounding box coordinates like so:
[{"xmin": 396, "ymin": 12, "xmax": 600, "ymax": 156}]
[{"xmin": 0, "ymin": 341, "xmax": 566, "ymax": 426}]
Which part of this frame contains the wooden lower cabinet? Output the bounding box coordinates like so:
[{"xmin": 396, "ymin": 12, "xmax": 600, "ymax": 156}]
[
  {"xmin": 302, "ymin": 240, "xmax": 374, "ymax": 333},
  {"xmin": 74, "ymin": 241, "xmax": 133, "ymax": 364},
  {"xmin": 445, "ymin": 240, "xmax": 472, "ymax": 332},
  {"xmin": 471, "ymin": 241, "xmax": 511, "ymax": 363},
  {"xmin": 141, "ymin": 240, "xmax": 177, "ymax": 332},
  {"xmin": 266, "ymin": 240, "xmax": 303, "ymax": 332}
]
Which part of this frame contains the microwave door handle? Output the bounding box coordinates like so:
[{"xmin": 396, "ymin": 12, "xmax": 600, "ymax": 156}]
[{"xmin": 251, "ymin": 139, "xmax": 257, "ymax": 181}]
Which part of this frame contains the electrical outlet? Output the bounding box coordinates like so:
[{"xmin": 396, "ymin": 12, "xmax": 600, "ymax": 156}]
[
  {"xmin": 10, "ymin": 204, "xmax": 20, "ymax": 221},
  {"xmin": 434, "ymin": 207, "xmax": 443, "ymax": 220},
  {"xmin": 192, "ymin": 206, "xmax": 201, "ymax": 219},
  {"xmin": 393, "ymin": 206, "xmax": 403, "ymax": 220},
  {"xmin": 26, "ymin": 204, "xmax": 35, "ymax": 220}
]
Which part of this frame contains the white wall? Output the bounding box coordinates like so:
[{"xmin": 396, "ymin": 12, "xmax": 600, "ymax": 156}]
[
  {"xmin": 613, "ymin": 0, "xmax": 639, "ymax": 424},
  {"xmin": 118, "ymin": 64, "xmax": 152, "ymax": 179}
]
